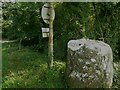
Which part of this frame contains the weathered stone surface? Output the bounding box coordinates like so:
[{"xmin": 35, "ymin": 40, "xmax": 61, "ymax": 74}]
[{"xmin": 65, "ymin": 38, "xmax": 113, "ymax": 88}]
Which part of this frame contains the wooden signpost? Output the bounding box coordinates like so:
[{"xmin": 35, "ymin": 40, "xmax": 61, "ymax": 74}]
[{"xmin": 41, "ymin": 2, "xmax": 55, "ymax": 69}]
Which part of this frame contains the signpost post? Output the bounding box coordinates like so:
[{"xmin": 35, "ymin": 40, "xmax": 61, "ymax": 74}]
[
  {"xmin": 48, "ymin": 2, "xmax": 53, "ymax": 68},
  {"xmin": 41, "ymin": 2, "xmax": 55, "ymax": 69}
]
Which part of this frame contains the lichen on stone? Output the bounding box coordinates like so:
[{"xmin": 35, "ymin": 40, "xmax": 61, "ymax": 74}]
[
  {"xmin": 96, "ymin": 70, "xmax": 101, "ymax": 75},
  {"xmin": 91, "ymin": 58, "xmax": 96, "ymax": 62},
  {"xmin": 66, "ymin": 38, "xmax": 113, "ymax": 88},
  {"xmin": 83, "ymin": 65, "xmax": 88, "ymax": 70},
  {"xmin": 86, "ymin": 61, "xmax": 91, "ymax": 65}
]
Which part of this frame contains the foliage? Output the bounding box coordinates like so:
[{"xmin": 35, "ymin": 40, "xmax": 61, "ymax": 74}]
[
  {"xmin": 2, "ymin": 2, "xmax": 120, "ymax": 88},
  {"xmin": 54, "ymin": 2, "xmax": 120, "ymax": 60},
  {"xmin": 2, "ymin": 43, "xmax": 66, "ymax": 88},
  {"xmin": 112, "ymin": 62, "xmax": 120, "ymax": 88},
  {"xmin": 2, "ymin": 43, "xmax": 120, "ymax": 88},
  {"xmin": 2, "ymin": 2, "xmax": 120, "ymax": 60},
  {"xmin": 2, "ymin": 2, "xmax": 44, "ymax": 47}
]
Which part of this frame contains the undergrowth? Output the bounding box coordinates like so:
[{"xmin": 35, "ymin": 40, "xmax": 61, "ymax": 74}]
[
  {"xmin": 2, "ymin": 43, "xmax": 120, "ymax": 88},
  {"xmin": 2, "ymin": 43, "xmax": 66, "ymax": 88}
]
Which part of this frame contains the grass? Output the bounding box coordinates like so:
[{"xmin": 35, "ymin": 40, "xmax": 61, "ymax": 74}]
[
  {"xmin": 113, "ymin": 62, "xmax": 120, "ymax": 88},
  {"xmin": 2, "ymin": 43, "xmax": 120, "ymax": 88},
  {"xmin": 2, "ymin": 43, "xmax": 66, "ymax": 88}
]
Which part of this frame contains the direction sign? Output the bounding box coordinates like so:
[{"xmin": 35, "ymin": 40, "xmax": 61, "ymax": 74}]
[
  {"xmin": 41, "ymin": 3, "xmax": 55, "ymax": 24},
  {"xmin": 42, "ymin": 28, "xmax": 49, "ymax": 38}
]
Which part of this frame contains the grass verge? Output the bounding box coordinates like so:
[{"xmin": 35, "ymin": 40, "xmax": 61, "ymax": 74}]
[
  {"xmin": 2, "ymin": 43, "xmax": 66, "ymax": 88},
  {"xmin": 2, "ymin": 43, "xmax": 120, "ymax": 88}
]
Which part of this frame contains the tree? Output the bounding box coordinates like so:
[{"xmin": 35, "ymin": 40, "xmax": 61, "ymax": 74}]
[{"xmin": 2, "ymin": 2, "xmax": 120, "ymax": 61}]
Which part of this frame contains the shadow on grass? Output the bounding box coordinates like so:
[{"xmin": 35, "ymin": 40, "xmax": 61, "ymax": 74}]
[
  {"xmin": 2, "ymin": 43, "xmax": 120, "ymax": 88},
  {"xmin": 2, "ymin": 43, "xmax": 67, "ymax": 88}
]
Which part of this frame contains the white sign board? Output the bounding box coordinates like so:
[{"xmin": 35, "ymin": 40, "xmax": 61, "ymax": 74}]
[
  {"xmin": 41, "ymin": 3, "xmax": 55, "ymax": 24},
  {"xmin": 42, "ymin": 28, "xmax": 49, "ymax": 38}
]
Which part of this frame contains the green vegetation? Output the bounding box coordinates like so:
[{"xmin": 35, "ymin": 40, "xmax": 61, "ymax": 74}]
[
  {"xmin": 2, "ymin": 2, "xmax": 120, "ymax": 60},
  {"xmin": 2, "ymin": 43, "xmax": 66, "ymax": 88},
  {"xmin": 2, "ymin": 2, "xmax": 120, "ymax": 88},
  {"xmin": 2, "ymin": 43, "xmax": 120, "ymax": 88},
  {"xmin": 113, "ymin": 62, "xmax": 120, "ymax": 88}
]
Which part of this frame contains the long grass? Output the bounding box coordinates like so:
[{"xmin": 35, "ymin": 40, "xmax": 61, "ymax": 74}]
[
  {"xmin": 2, "ymin": 43, "xmax": 66, "ymax": 88},
  {"xmin": 2, "ymin": 43, "xmax": 120, "ymax": 88}
]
